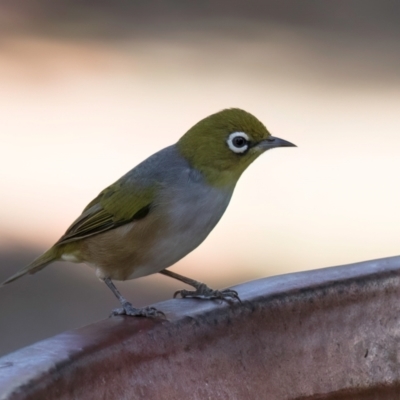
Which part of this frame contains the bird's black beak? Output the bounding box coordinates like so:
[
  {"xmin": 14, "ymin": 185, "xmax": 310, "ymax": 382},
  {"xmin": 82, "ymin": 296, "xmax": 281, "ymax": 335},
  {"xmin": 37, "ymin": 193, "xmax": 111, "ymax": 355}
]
[{"xmin": 258, "ymin": 135, "xmax": 297, "ymax": 150}]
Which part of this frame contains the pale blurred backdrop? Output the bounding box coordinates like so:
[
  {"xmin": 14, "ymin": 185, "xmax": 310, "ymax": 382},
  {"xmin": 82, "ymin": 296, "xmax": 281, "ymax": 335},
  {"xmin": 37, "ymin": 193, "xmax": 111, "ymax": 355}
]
[{"xmin": 1, "ymin": 1, "xmax": 400, "ymax": 356}]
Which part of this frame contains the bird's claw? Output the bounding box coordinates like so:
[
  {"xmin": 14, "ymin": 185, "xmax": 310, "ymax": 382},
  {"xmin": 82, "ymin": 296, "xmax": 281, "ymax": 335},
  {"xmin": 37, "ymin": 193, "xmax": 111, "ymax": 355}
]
[
  {"xmin": 174, "ymin": 284, "xmax": 241, "ymax": 303},
  {"xmin": 110, "ymin": 302, "xmax": 165, "ymax": 318}
]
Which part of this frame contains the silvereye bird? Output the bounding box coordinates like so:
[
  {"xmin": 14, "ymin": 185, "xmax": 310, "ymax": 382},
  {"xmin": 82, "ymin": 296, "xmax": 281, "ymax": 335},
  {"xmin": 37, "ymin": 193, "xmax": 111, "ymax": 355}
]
[{"xmin": 2, "ymin": 108, "xmax": 295, "ymax": 317}]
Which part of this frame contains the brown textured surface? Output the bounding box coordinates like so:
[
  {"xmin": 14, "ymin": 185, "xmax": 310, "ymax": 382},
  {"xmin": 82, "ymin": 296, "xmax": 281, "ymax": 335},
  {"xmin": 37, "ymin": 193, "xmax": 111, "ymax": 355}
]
[{"xmin": 1, "ymin": 256, "xmax": 400, "ymax": 400}]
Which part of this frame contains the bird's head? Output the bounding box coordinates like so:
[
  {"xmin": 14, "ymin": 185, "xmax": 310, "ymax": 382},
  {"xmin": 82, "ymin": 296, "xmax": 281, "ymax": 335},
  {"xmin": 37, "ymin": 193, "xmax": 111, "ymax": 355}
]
[{"xmin": 177, "ymin": 108, "xmax": 296, "ymax": 187}]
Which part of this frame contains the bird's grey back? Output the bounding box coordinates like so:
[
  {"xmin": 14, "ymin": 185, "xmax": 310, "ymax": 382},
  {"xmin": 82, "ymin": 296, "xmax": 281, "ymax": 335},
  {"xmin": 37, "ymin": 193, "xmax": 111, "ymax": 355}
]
[{"xmin": 120, "ymin": 145, "xmax": 203, "ymax": 189}]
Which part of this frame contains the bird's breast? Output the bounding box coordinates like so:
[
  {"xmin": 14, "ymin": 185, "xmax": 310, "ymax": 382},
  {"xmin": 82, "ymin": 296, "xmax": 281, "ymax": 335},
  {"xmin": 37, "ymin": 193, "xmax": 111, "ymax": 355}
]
[{"xmin": 128, "ymin": 182, "xmax": 233, "ymax": 279}]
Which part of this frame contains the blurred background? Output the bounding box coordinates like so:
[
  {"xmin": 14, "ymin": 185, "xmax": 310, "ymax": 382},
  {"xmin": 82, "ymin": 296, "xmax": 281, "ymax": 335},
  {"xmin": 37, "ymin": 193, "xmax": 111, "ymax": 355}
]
[{"xmin": 1, "ymin": 0, "xmax": 400, "ymax": 357}]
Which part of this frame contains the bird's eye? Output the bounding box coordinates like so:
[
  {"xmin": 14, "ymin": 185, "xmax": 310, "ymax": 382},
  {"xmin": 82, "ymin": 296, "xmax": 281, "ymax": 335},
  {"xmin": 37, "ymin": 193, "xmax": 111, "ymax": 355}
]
[
  {"xmin": 227, "ymin": 132, "xmax": 249, "ymax": 154},
  {"xmin": 233, "ymin": 136, "xmax": 246, "ymax": 147}
]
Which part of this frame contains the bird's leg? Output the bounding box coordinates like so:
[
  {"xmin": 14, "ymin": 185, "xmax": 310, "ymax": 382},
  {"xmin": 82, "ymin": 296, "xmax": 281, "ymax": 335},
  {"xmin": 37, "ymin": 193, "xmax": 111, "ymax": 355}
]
[
  {"xmin": 103, "ymin": 277, "xmax": 165, "ymax": 318},
  {"xmin": 159, "ymin": 269, "xmax": 241, "ymax": 302}
]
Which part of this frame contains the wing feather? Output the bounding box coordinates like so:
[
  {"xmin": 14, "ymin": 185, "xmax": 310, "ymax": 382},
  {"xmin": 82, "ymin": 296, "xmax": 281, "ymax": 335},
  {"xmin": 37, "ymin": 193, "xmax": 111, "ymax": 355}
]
[{"xmin": 55, "ymin": 180, "xmax": 155, "ymax": 245}]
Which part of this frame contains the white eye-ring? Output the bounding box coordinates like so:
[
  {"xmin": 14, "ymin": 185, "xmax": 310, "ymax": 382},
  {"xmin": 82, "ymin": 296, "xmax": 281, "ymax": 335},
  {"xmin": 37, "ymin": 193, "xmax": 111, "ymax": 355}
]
[{"xmin": 227, "ymin": 132, "xmax": 249, "ymax": 154}]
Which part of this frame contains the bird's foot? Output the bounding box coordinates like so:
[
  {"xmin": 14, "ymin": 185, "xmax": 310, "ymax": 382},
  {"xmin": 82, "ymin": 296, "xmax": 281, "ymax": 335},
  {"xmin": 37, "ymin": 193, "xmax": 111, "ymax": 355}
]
[
  {"xmin": 110, "ymin": 302, "xmax": 165, "ymax": 318},
  {"xmin": 174, "ymin": 284, "xmax": 241, "ymax": 303}
]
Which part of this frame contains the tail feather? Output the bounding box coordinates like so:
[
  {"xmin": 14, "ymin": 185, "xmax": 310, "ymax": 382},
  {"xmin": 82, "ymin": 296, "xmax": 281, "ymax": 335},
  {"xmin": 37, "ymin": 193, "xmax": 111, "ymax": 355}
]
[{"xmin": 1, "ymin": 248, "xmax": 58, "ymax": 286}]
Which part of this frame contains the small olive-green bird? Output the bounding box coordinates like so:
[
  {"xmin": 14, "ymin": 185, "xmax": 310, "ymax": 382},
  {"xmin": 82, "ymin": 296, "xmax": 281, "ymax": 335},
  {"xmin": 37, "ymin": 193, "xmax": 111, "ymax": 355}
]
[{"xmin": 2, "ymin": 108, "xmax": 295, "ymax": 317}]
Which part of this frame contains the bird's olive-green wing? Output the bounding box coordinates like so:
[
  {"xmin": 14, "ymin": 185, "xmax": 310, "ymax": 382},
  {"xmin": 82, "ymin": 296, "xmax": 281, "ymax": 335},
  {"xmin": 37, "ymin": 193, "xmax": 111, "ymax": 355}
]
[{"xmin": 55, "ymin": 181, "xmax": 155, "ymax": 245}]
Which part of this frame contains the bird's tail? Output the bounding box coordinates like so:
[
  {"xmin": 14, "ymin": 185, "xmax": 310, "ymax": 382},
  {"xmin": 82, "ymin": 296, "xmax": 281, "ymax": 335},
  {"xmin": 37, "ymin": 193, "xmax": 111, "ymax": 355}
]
[{"xmin": 1, "ymin": 247, "xmax": 58, "ymax": 286}]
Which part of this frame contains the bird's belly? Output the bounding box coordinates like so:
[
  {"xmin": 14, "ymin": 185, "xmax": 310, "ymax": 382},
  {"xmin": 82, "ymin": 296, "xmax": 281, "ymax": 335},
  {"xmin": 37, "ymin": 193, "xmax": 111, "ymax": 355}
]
[
  {"xmin": 128, "ymin": 222, "xmax": 212, "ymax": 279},
  {"xmin": 127, "ymin": 187, "xmax": 232, "ymax": 279}
]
